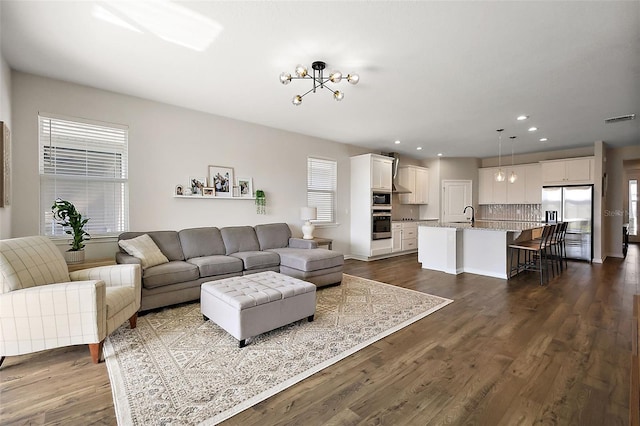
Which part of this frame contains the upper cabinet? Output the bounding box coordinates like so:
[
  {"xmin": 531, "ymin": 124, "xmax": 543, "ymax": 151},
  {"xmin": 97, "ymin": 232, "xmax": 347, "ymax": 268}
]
[
  {"xmin": 371, "ymin": 156, "xmax": 393, "ymax": 191},
  {"xmin": 540, "ymin": 157, "xmax": 594, "ymax": 185},
  {"xmin": 479, "ymin": 163, "xmax": 542, "ymax": 204},
  {"xmin": 398, "ymin": 165, "xmax": 429, "ymax": 204}
]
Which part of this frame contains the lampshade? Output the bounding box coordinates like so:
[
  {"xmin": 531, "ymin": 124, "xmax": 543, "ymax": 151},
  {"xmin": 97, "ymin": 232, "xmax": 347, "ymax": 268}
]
[{"xmin": 300, "ymin": 207, "xmax": 317, "ymax": 221}]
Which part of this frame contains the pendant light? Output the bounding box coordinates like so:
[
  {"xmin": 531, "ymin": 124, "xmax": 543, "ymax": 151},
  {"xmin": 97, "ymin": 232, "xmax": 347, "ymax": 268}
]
[
  {"xmin": 508, "ymin": 136, "xmax": 518, "ymax": 183},
  {"xmin": 494, "ymin": 129, "xmax": 505, "ymax": 182}
]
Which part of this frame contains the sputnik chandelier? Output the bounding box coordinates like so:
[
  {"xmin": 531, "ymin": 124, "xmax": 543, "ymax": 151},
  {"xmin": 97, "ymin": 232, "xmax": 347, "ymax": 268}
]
[{"xmin": 279, "ymin": 61, "xmax": 359, "ymax": 106}]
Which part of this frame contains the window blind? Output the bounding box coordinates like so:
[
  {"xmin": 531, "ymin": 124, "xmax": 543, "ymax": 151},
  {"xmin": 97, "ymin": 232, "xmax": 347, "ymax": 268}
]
[
  {"xmin": 39, "ymin": 115, "xmax": 129, "ymax": 237},
  {"xmin": 307, "ymin": 157, "xmax": 337, "ymax": 224}
]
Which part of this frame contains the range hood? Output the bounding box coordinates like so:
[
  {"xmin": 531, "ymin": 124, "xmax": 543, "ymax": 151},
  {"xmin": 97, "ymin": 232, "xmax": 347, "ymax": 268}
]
[{"xmin": 386, "ymin": 152, "xmax": 412, "ymax": 194}]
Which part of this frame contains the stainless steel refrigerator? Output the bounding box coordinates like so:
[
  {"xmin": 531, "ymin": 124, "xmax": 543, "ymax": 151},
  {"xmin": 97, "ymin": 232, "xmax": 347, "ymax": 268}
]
[{"xmin": 541, "ymin": 185, "xmax": 593, "ymax": 262}]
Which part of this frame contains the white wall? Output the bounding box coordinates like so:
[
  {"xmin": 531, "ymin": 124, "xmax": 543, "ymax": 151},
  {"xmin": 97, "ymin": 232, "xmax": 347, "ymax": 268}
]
[
  {"xmin": 419, "ymin": 157, "xmax": 481, "ymax": 220},
  {"xmin": 11, "ymin": 71, "xmax": 369, "ymax": 257},
  {"xmin": 605, "ymin": 144, "xmax": 640, "ymax": 257},
  {"xmin": 0, "ymin": 48, "xmax": 12, "ymax": 239}
]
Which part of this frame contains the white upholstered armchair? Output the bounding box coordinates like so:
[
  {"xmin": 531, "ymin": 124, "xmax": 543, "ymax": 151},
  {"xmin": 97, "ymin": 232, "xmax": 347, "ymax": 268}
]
[{"xmin": 0, "ymin": 236, "xmax": 141, "ymax": 366}]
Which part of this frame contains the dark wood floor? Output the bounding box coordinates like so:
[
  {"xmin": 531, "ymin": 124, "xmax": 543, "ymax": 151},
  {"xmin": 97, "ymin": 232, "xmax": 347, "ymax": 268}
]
[{"xmin": 1, "ymin": 245, "xmax": 638, "ymax": 425}]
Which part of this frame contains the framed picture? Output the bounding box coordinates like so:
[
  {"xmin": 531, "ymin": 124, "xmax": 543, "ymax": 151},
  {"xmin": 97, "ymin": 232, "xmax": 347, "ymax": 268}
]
[
  {"xmin": 202, "ymin": 187, "xmax": 215, "ymax": 197},
  {"xmin": 236, "ymin": 177, "xmax": 253, "ymax": 197},
  {"xmin": 189, "ymin": 176, "xmax": 206, "ymax": 195},
  {"xmin": 208, "ymin": 165, "xmax": 234, "ymax": 197},
  {"xmin": 175, "ymin": 184, "xmax": 184, "ymax": 196},
  {"xmin": 0, "ymin": 122, "xmax": 10, "ymax": 207}
]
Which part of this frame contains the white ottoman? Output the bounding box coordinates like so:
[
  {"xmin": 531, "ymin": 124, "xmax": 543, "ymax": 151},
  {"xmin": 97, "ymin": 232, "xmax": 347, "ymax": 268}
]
[{"xmin": 201, "ymin": 271, "xmax": 316, "ymax": 347}]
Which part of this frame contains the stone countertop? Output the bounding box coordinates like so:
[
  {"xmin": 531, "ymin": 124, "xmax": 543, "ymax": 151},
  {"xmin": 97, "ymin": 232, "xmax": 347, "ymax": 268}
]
[{"xmin": 419, "ymin": 220, "xmax": 544, "ymax": 232}]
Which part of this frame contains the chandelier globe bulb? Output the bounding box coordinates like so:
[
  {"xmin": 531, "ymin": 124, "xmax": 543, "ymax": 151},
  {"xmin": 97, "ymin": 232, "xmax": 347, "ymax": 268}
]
[
  {"xmin": 295, "ymin": 64, "xmax": 308, "ymax": 78},
  {"xmin": 347, "ymin": 73, "xmax": 359, "ymax": 84},
  {"xmin": 279, "ymin": 72, "xmax": 291, "ymax": 85},
  {"xmin": 334, "ymin": 91, "xmax": 344, "ymax": 101},
  {"xmin": 329, "ymin": 71, "xmax": 342, "ymax": 83},
  {"xmin": 292, "ymin": 95, "xmax": 302, "ymax": 106}
]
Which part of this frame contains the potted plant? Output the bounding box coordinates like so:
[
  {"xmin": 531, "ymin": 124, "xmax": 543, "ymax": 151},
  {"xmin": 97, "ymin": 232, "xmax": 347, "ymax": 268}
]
[
  {"xmin": 51, "ymin": 198, "xmax": 91, "ymax": 264},
  {"xmin": 255, "ymin": 190, "xmax": 266, "ymax": 215}
]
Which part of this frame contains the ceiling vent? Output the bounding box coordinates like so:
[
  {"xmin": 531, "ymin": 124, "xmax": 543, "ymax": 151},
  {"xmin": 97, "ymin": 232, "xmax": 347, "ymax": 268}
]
[{"xmin": 605, "ymin": 114, "xmax": 636, "ymax": 124}]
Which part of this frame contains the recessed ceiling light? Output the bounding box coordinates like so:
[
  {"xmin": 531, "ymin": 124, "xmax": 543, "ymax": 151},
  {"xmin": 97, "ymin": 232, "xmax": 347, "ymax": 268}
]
[
  {"xmin": 394, "ymin": 140, "xmax": 401, "ymax": 144},
  {"xmin": 437, "ymin": 153, "xmax": 443, "ymax": 157},
  {"xmin": 416, "ymin": 147, "xmax": 422, "ymax": 150},
  {"xmin": 539, "ymin": 137, "xmax": 548, "ymax": 142},
  {"xmin": 528, "ymin": 127, "xmax": 537, "ymax": 132},
  {"xmin": 517, "ymin": 115, "xmax": 529, "ymax": 121}
]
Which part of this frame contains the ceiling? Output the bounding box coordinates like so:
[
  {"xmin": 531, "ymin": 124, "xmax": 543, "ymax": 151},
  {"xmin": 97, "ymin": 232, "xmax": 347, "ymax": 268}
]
[{"xmin": 2, "ymin": 1, "xmax": 639, "ymax": 159}]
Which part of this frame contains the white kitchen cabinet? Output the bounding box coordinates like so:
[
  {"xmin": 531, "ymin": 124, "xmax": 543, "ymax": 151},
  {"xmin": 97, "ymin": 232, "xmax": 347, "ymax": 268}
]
[
  {"xmin": 478, "ymin": 167, "xmax": 507, "ymax": 204},
  {"xmin": 392, "ymin": 223, "xmax": 402, "ymax": 252},
  {"xmin": 371, "ymin": 156, "xmax": 393, "ymax": 191},
  {"xmin": 401, "ymin": 222, "xmax": 418, "ymax": 251},
  {"xmin": 350, "ymin": 153, "xmax": 394, "ymax": 260},
  {"xmin": 398, "ymin": 165, "xmax": 429, "ymax": 204},
  {"xmin": 480, "ymin": 163, "xmax": 542, "ymax": 204},
  {"xmin": 540, "ymin": 157, "xmax": 594, "ymax": 185},
  {"xmin": 524, "ymin": 163, "xmax": 542, "ymax": 203},
  {"xmin": 392, "ymin": 222, "xmax": 418, "ymax": 253}
]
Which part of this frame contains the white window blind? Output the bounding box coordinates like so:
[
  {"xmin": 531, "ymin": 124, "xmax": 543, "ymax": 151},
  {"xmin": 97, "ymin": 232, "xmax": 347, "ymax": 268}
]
[
  {"xmin": 307, "ymin": 157, "xmax": 337, "ymax": 224},
  {"xmin": 39, "ymin": 114, "xmax": 129, "ymax": 237}
]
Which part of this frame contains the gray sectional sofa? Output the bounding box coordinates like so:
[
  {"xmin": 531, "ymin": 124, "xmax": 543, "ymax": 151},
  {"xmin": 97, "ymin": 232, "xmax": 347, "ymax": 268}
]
[{"xmin": 117, "ymin": 223, "xmax": 343, "ymax": 311}]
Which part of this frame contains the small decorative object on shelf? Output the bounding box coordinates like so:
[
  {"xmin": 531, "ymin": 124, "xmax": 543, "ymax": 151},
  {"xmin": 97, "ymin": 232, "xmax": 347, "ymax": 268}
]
[
  {"xmin": 255, "ymin": 190, "xmax": 266, "ymax": 214},
  {"xmin": 51, "ymin": 198, "xmax": 91, "ymax": 264}
]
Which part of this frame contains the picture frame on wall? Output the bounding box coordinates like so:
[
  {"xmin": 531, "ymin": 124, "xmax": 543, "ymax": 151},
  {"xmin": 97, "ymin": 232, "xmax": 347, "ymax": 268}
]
[
  {"xmin": 208, "ymin": 165, "xmax": 234, "ymax": 197},
  {"xmin": 237, "ymin": 177, "xmax": 253, "ymax": 197},
  {"xmin": 0, "ymin": 122, "xmax": 11, "ymax": 207},
  {"xmin": 189, "ymin": 176, "xmax": 206, "ymax": 195}
]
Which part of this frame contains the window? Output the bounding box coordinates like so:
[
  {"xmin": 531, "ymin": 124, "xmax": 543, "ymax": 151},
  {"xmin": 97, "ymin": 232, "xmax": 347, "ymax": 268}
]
[
  {"xmin": 307, "ymin": 157, "xmax": 337, "ymax": 224},
  {"xmin": 39, "ymin": 114, "xmax": 129, "ymax": 238}
]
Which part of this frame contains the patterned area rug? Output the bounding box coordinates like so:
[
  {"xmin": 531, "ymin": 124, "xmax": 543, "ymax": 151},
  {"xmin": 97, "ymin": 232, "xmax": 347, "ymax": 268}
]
[{"xmin": 104, "ymin": 274, "xmax": 453, "ymax": 425}]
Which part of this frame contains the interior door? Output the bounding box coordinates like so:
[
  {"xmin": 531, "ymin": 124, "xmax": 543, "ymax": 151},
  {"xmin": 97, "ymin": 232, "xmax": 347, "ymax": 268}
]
[{"xmin": 442, "ymin": 180, "xmax": 472, "ymax": 222}]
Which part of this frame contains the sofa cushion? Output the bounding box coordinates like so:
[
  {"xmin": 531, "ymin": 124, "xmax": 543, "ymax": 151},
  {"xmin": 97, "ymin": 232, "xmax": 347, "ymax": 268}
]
[
  {"xmin": 142, "ymin": 260, "xmax": 199, "ymax": 289},
  {"xmin": 220, "ymin": 226, "xmax": 260, "ymax": 255},
  {"xmin": 269, "ymin": 248, "xmax": 344, "ymax": 271},
  {"xmin": 187, "ymin": 255, "xmax": 243, "ymax": 277},
  {"xmin": 254, "ymin": 223, "xmax": 292, "ymax": 250},
  {"xmin": 119, "ymin": 231, "xmax": 184, "ymax": 261},
  {"xmin": 179, "ymin": 227, "xmax": 226, "ymax": 259},
  {"xmin": 118, "ymin": 234, "xmax": 169, "ymax": 269},
  {"xmin": 230, "ymin": 251, "xmax": 280, "ymax": 271}
]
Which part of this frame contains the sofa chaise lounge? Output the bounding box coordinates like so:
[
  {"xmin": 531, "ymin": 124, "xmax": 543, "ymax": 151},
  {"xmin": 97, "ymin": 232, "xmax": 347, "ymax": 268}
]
[{"xmin": 117, "ymin": 223, "xmax": 343, "ymax": 311}]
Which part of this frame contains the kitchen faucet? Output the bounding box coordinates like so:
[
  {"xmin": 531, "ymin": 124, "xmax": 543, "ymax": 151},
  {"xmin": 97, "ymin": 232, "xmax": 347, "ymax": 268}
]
[{"xmin": 463, "ymin": 205, "xmax": 475, "ymax": 225}]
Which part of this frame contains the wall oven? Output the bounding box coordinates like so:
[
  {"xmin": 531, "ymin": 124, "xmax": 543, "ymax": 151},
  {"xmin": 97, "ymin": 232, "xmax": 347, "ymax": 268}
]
[
  {"xmin": 372, "ymin": 210, "xmax": 392, "ymax": 240},
  {"xmin": 372, "ymin": 191, "xmax": 392, "ymax": 208}
]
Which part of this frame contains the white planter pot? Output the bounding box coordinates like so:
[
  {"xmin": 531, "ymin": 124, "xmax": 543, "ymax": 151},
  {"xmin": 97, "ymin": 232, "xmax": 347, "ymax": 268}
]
[{"xmin": 64, "ymin": 250, "xmax": 85, "ymax": 264}]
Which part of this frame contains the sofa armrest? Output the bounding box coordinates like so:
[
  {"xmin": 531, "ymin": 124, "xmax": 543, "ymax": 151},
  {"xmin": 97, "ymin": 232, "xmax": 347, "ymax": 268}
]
[
  {"xmin": 0, "ymin": 281, "xmax": 107, "ymax": 354},
  {"xmin": 289, "ymin": 238, "xmax": 318, "ymax": 249},
  {"xmin": 116, "ymin": 252, "xmax": 142, "ymax": 265}
]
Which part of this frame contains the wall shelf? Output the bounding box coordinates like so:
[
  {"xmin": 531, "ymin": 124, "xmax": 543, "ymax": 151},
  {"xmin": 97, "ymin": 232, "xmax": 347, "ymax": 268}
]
[{"xmin": 173, "ymin": 195, "xmax": 256, "ymax": 200}]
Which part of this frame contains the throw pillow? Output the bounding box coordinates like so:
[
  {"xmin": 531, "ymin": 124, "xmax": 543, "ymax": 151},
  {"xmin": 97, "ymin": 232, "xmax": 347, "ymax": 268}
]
[{"xmin": 118, "ymin": 234, "xmax": 169, "ymax": 269}]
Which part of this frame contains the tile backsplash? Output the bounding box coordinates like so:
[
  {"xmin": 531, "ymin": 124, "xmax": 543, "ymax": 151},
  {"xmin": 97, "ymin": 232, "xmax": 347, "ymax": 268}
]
[{"xmin": 478, "ymin": 204, "xmax": 542, "ymax": 222}]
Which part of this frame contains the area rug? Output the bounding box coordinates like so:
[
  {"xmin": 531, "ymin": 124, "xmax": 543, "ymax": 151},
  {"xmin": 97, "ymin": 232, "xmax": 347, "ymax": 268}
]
[{"xmin": 104, "ymin": 274, "xmax": 453, "ymax": 425}]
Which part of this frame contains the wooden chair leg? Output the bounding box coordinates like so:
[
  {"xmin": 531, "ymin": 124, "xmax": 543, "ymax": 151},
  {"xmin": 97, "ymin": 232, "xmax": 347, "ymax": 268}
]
[
  {"xmin": 89, "ymin": 341, "xmax": 104, "ymax": 364},
  {"xmin": 0, "ymin": 356, "xmax": 5, "ymax": 368},
  {"xmin": 129, "ymin": 313, "xmax": 138, "ymax": 329}
]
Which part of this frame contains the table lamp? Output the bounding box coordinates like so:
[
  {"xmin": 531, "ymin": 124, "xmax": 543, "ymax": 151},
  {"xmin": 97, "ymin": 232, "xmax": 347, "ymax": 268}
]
[{"xmin": 300, "ymin": 207, "xmax": 317, "ymax": 239}]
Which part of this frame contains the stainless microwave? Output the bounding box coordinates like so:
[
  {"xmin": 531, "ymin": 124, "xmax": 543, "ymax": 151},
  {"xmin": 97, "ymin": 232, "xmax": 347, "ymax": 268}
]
[{"xmin": 372, "ymin": 191, "xmax": 391, "ymax": 207}]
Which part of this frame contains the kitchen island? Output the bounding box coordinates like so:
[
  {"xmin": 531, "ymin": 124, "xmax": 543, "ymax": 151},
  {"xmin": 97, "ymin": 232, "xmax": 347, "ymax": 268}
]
[{"xmin": 418, "ymin": 221, "xmax": 543, "ymax": 279}]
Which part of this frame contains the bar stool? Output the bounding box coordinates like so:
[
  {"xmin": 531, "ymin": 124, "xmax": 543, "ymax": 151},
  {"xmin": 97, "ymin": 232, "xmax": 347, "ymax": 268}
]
[
  {"xmin": 549, "ymin": 221, "xmax": 568, "ymax": 273},
  {"xmin": 508, "ymin": 224, "xmax": 556, "ymax": 285}
]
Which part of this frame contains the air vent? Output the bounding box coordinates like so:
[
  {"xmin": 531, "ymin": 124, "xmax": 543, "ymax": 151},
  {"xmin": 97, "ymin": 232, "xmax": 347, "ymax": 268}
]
[{"xmin": 605, "ymin": 114, "xmax": 636, "ymax": 124}]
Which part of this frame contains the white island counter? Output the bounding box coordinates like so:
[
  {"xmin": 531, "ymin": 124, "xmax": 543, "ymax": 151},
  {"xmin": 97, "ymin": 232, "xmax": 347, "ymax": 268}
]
[{"xmin": 418, "ymin": 221, "xmax": 542, "ymax": 279}]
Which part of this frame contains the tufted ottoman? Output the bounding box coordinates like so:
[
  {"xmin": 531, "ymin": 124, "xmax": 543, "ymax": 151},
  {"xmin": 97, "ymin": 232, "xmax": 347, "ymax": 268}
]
[{"xmin": 200, "ymin": 271, "xmax": 316, "ymax": 347}]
